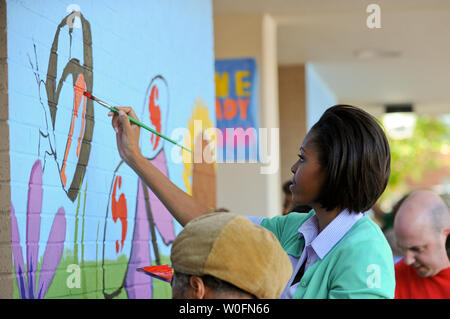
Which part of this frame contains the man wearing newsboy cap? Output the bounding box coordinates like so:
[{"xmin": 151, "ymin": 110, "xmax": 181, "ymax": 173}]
[{"xmin": 170, "ymin": 213, "xmax": 293, "ymax": 299}]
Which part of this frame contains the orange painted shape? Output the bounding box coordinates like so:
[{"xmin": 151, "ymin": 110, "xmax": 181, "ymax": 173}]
[
  {"xmin": 76, "ymin": 79, "xmax": 87, "ymax": 157},
  {"xmin": 60, "ymin": 74, "xmax": 87, "ymax": 187},
  {"xmin": 224, "ymin": 98, "xmax": 237, "ymax": 120},
  {"xmin": 238, "ymin": 98, "xmax": 249, "ymax": 120},
  {"xmin": 215, "ymin": 99, "xmax": 222, "ymax": 120},
  {"xmin": 111, "ymin": 175, "xmax": 128, "ymax": 253},
  {"xmin": 148, "ymin": 85, "xmax": 162, "ymax": 151}
]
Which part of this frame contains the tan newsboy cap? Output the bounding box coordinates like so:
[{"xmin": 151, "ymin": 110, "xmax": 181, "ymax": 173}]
[{"xmin": 170, "ymin": 213, "xmax": 293, "ymax": 299}]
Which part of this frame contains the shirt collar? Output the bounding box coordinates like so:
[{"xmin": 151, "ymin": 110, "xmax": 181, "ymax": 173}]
[
  {"xmin": 298, "ymin": 209, "xmax": 365, "ymax": 259},
  {"xmin": 298, "ymin": 214, "xmax": 319, "ymax": 246}
]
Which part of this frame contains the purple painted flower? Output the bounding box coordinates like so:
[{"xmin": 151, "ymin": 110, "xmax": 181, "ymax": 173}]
[
  {"xmin": 10, "ymin": 160, "xmax": 66, "ymax": 299},
  {"xmin": 147, "ymin": 149, "xmax": 175, "ymax": 245},
  {"xmin": 124, "ymin": 179, "xmax": 153, "ymax": 298},
  {"xmin": 124, "ymin": 150, "xmax": 176, "ymax": 298}
]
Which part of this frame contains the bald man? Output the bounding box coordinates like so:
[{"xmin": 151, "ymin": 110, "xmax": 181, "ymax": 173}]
[{"xmin": 394, "ymin": 190, "xmax": 450, "ymax": 299}]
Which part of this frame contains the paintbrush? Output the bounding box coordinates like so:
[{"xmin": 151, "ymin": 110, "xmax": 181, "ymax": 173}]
[{"xmin": 83, "ymin": 91, "xmax": 192, "ymax": 153}]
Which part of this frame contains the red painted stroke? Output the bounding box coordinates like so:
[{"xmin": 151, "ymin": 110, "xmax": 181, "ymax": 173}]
[
  {"xmin": 60, "ymin": 74, "xmax": 87, "ymax": 187},
  {"xmin": 112, "ymin": 175, "xmax": 127, "ymax": 253},
  {"xmin": 148, "ymin": 85, "xmax": 162, "ymax": 151}
]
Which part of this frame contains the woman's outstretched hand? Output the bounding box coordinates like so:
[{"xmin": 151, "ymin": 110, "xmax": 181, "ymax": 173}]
[
  {"xmin": 108, "ymin": 105, "xmax": 210, "ymax": 226},
  {"xmin": 109, "ymin": 106, "xmax": 142, "ymax": 165}
]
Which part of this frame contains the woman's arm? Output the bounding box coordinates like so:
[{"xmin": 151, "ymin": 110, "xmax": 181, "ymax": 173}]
[{"xmin": 109, "ymin": 106, "xmax": 211, "ymax": 226}]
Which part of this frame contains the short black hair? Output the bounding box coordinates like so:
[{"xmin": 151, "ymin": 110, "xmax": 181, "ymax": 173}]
[
  {"xmin": 291, "ymin": 205, "xmax": 312, "ymax": 214},
  {"xmin": 201, "ymin": 275, "xmax": 256, "ymax": 298},
  {"xmin": 171, "ymin": 272, "xmax": 256, "ymax": 299},
  {"xmin": 309, "ymin": 104, "xmax": 390, "ymax": 213}
]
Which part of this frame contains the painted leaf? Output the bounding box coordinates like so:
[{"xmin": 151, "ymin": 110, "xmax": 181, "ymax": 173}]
[
  {"xmin": 10, "ymin": 203, "xmax": 28, "ymax": 299},
  {"xmin": 36, "ymin": 207, "xmax": 66, "ymax": 299},
  {"xmin": 26, "ymin": 160, "xmax": 43, "ymax": 299}
]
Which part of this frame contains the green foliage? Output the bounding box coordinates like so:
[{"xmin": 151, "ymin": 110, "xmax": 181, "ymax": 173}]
[{"xmin": 380, "ymin": 115, "xmax": 450, "ymax": 207}]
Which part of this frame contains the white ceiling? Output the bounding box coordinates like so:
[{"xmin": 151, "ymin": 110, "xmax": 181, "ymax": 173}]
[{"xmin": 213, "ymin": 0, "xmax": 450, "ymax": 115}]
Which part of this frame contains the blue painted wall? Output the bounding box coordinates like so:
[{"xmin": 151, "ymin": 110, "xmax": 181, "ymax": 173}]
[{"xmin": 7, "ymin": 0, "xmax": 215, "ymax": 298}]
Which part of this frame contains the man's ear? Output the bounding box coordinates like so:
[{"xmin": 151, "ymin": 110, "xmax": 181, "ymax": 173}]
[
  {"xmin": 442, "ymin": 228, "xmax": 450, "ymax": 244},
  {"xmin": 444, "ymin": 229, "xmax": 450, "ymax": 260},
  {"xmin": 188, "ymin": 276, "xmax": 206, "ymax": 299}
]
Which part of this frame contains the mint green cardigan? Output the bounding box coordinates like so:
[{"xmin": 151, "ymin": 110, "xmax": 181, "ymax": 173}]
[{"xmin": 261, "ymin": 211, "xmax": 395, "ymax": 299}]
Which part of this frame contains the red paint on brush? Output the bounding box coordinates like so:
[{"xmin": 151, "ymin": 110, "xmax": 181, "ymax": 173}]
[{"xmin": 83, "ymin": 91, "xmax": 95, "ymax": 100}]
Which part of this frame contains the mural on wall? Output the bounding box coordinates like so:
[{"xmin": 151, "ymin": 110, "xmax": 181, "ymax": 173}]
[
  {"xmin": 102, "ymin": 75, "xmax": 176, "ymax": 299},
  {"xmin": 8, "ymin": 0, "xmax": 215, "ymax": 299},
  {"xmin": 182, "ymin": 98, "xmax": 217, "ymax": 209},
  {"xmin": 28, "ymin": 11, "xmax": 94, "ymax": 202}
]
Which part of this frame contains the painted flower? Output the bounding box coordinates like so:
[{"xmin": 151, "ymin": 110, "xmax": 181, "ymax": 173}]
[{"xmin": 10, "ymin": 160, "xmax": 66, "ymax": 299}]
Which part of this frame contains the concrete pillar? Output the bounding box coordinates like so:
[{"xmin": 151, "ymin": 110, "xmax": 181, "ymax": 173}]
[
  {"xmin": 278, "ymin": 65, "xmax": 307, "ymax": 185},
  {"xmin": 214, "ymin": 14, "xmax": 282, "ymax": 218},
  {"xmin": 0, "ymin": 0, "xmax": 13, "ymax": 299}
]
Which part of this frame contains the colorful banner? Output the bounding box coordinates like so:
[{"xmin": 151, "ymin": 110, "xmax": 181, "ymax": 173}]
[{"xmin": 215, "ymin": 58, "xmax": 259, "ymax": 162}]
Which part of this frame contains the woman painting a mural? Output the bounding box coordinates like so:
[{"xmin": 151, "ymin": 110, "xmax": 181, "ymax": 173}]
[{"xmin": 108, "ymin": 104, "xmax": 395, "ymax": 299}]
